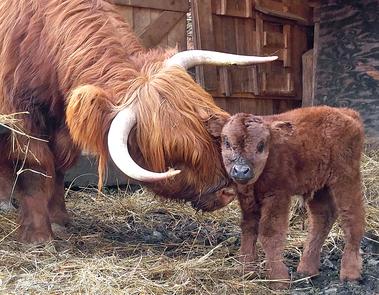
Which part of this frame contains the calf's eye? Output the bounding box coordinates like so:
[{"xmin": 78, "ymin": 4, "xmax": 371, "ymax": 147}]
[
  {"xmin": 223, "ymin": 137, "xmax": 231, "ymax": 149},
  {"xmin": 257, "ymin": 141, "xmax": 265, "ymax": 153}
]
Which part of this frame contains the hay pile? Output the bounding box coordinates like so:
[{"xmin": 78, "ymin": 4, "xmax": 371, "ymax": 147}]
[{"xmin": 0, "ymin": 151, "xmax": 378, "ymax": 294}]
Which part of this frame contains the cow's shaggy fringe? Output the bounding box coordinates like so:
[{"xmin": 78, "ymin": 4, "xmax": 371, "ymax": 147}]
[
  {"xmin": 0, "ymin": 0, "xmax": 229, "ymax": 192},
  {"xmin": 0, "ymin": 150, "xmax": 377, "ymax": 294}
]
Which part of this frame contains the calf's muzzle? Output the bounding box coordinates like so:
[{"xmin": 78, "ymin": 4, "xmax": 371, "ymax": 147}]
[{"xmin": 230, "ymin": 164, "xmax": 253, "ymax": 183}]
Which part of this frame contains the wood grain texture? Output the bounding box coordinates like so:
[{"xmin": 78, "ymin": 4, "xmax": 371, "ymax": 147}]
[
  {"xmin": 314, "ymin": 0, "xmax": 379, "ymax": 140},
  {"xmin": 114, "ymin": 0, "xmax": 189, "ymax": 12}
]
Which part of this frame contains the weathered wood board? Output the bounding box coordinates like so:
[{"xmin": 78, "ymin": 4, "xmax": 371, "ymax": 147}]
[
  {"xmin": 191, "ymin": 0, "xmax": 312, "ymax": 115},
  {"xmin": 313, "ymin": 0, "xmax": 379, "ymax": 145}
]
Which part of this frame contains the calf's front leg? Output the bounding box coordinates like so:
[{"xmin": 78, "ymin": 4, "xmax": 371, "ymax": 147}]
[
  {"xmin": 258, "ymin": 194, "xmax": 291, "ymax": 287},
  {"xmin": 237, "ymin": 185, "xmax": 261, "ymax": 270}
]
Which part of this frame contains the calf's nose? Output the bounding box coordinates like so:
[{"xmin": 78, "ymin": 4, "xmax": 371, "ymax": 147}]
[{"xmin": 230, "ymin": 164, "xmax": 253, "ymax": 181}]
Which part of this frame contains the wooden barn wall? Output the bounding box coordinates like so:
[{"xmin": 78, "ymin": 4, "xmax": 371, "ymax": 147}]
[
  {"xmin": 191, "ymin": 0, "xmax": 311, "ymax": 116},
  {"xmin": 314, "ymin": 0, "xmax": 379, "ymax": 143}
]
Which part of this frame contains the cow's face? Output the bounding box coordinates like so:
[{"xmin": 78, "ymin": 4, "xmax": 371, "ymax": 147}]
[
  {"xmin": 206, "ymin": 113, "xmax": 271, "ymax": 185},
  {"xmin": 128, "ymin": 112, "xmax": 232, "ymax": 211},
  {"xmin": 118, "ymin": 67, "xmax": 234, "ymax": 210}
]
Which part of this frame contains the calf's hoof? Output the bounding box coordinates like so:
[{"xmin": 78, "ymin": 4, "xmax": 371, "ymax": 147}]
[
  {"xmin": 297, "ymin": 260, "xmax": 320, "ymax": 277},
  {"xmin": 239, "ymin": 256, "xmax": 257, "ymax": 273},
  {"xmin": 340, "ymin": 253, "xmax": 362, "ymax": 281},
  {"xmin": 267, "ymin": 262, "xmax": 290, "ymax": 289},
  {"xmin": 340, "ymin": 265, "xmax": 362, "ymax": 281}
]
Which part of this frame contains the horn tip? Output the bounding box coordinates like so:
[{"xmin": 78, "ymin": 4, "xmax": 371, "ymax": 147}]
[{"xmin": 168, "ymin": 169, "xmax": 181, "ymax": 177}]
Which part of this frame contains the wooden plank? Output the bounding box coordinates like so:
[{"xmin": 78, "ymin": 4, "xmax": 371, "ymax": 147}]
[
  {"xmin": 283, "ymin": 24, "xmax": 291, "ymax": 67},
  {"xmin": 221, "ymin": 16, "xmax": 236, "ymax": 96},
  {"xmin": 138, "ymin": 11, "xmax": 185, "ymax": 48},
  {"xmin": 114, "ymin": 0, "xmax": 189, "ymax": 12},
  {"xmin": 311, "ymin": 21, "xmax": 319, "ymax": 106},
  {"xmin": 116, "ymin": 5, "xmax": 134, "ymax": 25},
  {"xmin": 244, "ymin": 17, "xmax": 259, "ymax": 95},
  {"xmin": 213, "ymin": 0, "xmax": 252, "ymax": 18},
  {"xmin": 167, "ymin": 15, "xmax": 187, "ymax": 50},
  {"xmin": 302, "ymin": 49, "xmax": 314, "ymax": 107},
  {"xmin": 263, "ymin": 31, "xmax": 284, "ymax": 47},
  {"xmin": 234, "ymin": 18, "xmax": 251, "ymax": 93},
  {"xmin": 211, "ymin": 91, "xmax": 302, "ymax": 100},
  {"xmin": 291, "ymin": 24, "xmax": 308, "ymax": 103},
  {"xmin": 255, "ymin": 0, "xmax": 312, "ymax": 24},
  {"xmin": 191, "ymin": 0, "xmax": 218, "ymax": 90},
  {"xmin": 273, "ymin": 99, "xmax": 301, "ymax": 113},
  {"xmin": 133, "ymin": 7, "xmax": 150, "ymax": 35}
]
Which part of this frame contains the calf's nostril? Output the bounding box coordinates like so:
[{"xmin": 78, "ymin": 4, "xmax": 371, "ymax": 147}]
[
  {"xmin": 242, "ymin": 167, "xmax": 250, "ymax": 175},
  {"xmin": 230, "ymin": 164, "xmax": 252, "ymax": 180}
]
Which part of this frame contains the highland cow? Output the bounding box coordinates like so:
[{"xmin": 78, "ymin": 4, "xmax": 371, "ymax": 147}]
[
  {"xmin": 207, "ymin": 106, "xmax": 365, "ymax": 285},
  {"xmin": 0, "ymin": 0, "xmax": 277, "ymax": 243}
]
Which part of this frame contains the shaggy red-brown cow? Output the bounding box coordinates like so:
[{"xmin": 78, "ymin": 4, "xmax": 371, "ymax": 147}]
[
  {"xmin": 0, "ymin": 0, "xmax": 277, "ymax": 243},
  {"xmin": 207, "ymin": 106, "xmax": 365, "ymax": 286}
]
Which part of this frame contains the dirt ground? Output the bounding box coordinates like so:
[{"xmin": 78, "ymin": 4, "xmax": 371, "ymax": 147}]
[
  {"xmin": 0, "ymin": 181, "xmax": 377, "ymax": 294},
  {"xmin": 0, "ymin": 152, "xmax": 377, "ymax": 294}
]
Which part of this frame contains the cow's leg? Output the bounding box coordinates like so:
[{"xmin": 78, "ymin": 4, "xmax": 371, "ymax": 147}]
[
  {"xmin": 238, "ymin": 191, "xmax": 261, "ymax": 270},
  {"xmin": 330, "ymin": 180, "xmax": 364, "ymax": 281},
  {"xmin": 258, "ymin": 194, "xmax": 291, "ymax": 287},
  {"xmin": 297, "ymin": 186, "xmax": 337, "ymax": 276},
  {"xmin": 48, "ymin": 171, "xmax": 70, "ymax": 232},
  {"xmin": 18, "ymin": 170, "xmax": 54, "ymax": 243},
  {"xmin": 0, "ymin": 163, "xmax": 16, "ymax": 211}
]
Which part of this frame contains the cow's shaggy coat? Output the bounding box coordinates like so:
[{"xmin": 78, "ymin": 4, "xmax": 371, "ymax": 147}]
[
  {"xmin": 207, "ymin": 106, "xmax": 365, "ymax": 286},
  {"xmin": 0, "ymin": 0, "xmax": 233, "ymax": 243}
]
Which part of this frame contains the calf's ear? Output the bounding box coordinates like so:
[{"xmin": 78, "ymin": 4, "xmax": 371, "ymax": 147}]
[{"xmin": 204, "ymin": 114, "xmax": 230, "ymax": 138}]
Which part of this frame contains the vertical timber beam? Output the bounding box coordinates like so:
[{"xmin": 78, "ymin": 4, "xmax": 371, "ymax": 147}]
[{"xmin": 191, "ymin": 0, "xmax": 218, "ymax": 91}]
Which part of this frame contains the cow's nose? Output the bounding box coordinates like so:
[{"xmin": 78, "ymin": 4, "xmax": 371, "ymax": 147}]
[{"xmin": 230, "ymin": 164, "xmax": 253, "ymax": 181}]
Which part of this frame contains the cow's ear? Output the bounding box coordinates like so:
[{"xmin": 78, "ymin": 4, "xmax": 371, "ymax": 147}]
[
  {"xmin": 204, "ymin": 113, "xmax": 230, "ymax": 138},
  {"xmin": 270, "ymin": 121, "xmax": 294, "ymax": 136},
  {"xmin": 66, "ymin": 85, "xmax": 115, "ymax": 155}
]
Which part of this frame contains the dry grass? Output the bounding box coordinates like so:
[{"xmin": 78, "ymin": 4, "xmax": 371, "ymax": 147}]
[{"xmin": 0, "ymin": 150, "xmax": 378, "ymax": 294}]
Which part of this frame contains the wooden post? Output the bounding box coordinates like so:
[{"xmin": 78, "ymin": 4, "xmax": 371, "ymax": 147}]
[
  {"xmin": 191, "ymin": 0, "xmax": 218, "ymax": 91},
  {"xmin": 302, "ymin": 49, "xmax": 314, "ymax": 106}
]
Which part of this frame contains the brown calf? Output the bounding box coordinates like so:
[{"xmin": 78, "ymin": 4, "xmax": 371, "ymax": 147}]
[{"xmin": 207, "ymin": 106, "xmax": 365, "ymax": 286}]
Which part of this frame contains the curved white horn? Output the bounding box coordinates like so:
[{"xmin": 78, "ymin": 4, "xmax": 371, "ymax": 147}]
[
  {"xmin": 107, "ymin": 105, "xmax": 181, "ymax": 182},
  {"xmin": 165, "ymin": 50, "xmax": 278, "ymax": 69}
]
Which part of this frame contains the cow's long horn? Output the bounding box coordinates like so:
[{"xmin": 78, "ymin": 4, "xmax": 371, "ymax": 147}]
[
  {"xmin": 165, "ymin": 50, "xmax": 278, "ymax": 70},
  {"xmin": 108, "ymin": 105, "xmax": 181, "ymax": 181}
]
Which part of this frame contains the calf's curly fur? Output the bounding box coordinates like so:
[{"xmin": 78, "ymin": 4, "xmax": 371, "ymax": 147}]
[{"xmin": 208, "ymin": 106, "xmax": 365, "ymax": 287}]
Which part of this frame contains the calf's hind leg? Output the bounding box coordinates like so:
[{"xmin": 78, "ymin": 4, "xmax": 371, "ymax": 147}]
[
  {"xmin": 297, "ymin": 187, "xmax": 337, "ymax": 276},
  {"xmin": 330, "ymin": 180, "xmax": 364, "ymax": 281}
]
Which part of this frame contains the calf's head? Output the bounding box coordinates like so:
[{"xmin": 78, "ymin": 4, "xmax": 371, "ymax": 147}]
[{"xmin": 207, "ymin": 113, "xmax": 293, "ymax": 185}]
